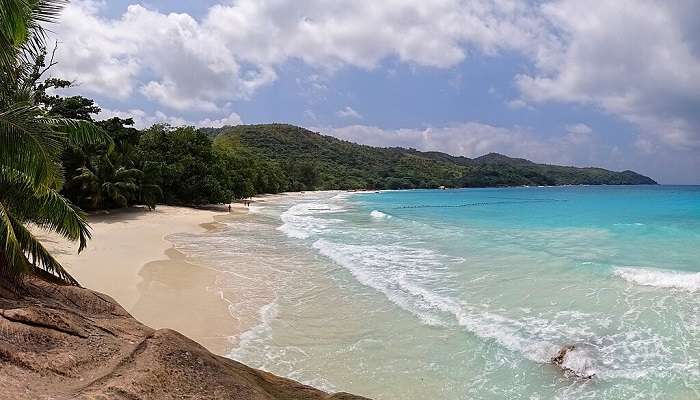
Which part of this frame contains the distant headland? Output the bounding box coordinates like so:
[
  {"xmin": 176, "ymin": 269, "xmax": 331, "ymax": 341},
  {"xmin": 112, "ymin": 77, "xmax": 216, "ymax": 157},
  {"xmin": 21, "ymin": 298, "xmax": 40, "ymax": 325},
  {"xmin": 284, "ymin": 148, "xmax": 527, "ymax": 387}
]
[{"xmin": 206, "ymin": 123, "xmax": 657, "ymax": 190}]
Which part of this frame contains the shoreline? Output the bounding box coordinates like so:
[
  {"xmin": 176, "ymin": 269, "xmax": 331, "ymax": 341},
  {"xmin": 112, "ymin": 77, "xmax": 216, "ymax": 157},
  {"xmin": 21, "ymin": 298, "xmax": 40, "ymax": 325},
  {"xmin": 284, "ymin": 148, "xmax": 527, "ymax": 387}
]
[
  {"xmin": 33, "ymin": 187, "xmax": 700, "ymax": 399},
  {"xmin": 40, "ymin": 204, "xmax": 250, "ymax": 355},
  {"xmin": 39, "ymin": 191, "xmax": 332, "ymax": 356}
]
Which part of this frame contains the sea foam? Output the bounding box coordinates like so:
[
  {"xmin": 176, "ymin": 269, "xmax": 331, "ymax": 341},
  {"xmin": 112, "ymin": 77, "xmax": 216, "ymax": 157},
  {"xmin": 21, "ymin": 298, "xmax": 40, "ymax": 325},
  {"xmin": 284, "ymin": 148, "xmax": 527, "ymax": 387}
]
[
  {"xmin": 278, "ymin": 202, "xmax": 344, "ymax": 239},
  {"xmin": 312, "ymin": 238, "xmax": 455, "ymax": 326},
  {"xmin": 228, "ymin": 301, "xmax": 279, "ymax": 362},
  {"xmin": 370, "ymin": 210, "xmax": 391, "ymax": 219},
  {"xmin": 310, "ymin": 237, "xmax": 682, "ymax": 381},
  {"xmin": 176, "ymin": 187, "xmax": 700, "ymax": 399},
  {"xmin": 614, "ymin": 267, "xmax": 700, "ymax": 291},
  {"xmin": 311, "ymin": 238, "xmax": 603, "ymax": 373}
]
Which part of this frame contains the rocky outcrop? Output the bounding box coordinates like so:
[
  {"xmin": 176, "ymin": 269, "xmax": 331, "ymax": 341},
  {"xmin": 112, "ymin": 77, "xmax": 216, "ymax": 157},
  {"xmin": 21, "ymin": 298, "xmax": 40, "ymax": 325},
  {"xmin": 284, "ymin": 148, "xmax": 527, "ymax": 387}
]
[
  {"xmin": 0, "ymin": 279, "xmax": 371, "ymax": 400},
  {"xmin": 550, "ymin": 345, "xmax": 596, "ymax": 380}
]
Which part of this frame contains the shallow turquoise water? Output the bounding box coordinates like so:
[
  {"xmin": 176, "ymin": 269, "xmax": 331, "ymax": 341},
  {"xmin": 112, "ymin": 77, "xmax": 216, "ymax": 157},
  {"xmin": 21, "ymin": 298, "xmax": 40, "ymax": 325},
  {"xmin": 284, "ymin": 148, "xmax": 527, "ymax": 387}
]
[{"xmin": 172, "ymin": 186, "xmax": 700, "ymax": 399}]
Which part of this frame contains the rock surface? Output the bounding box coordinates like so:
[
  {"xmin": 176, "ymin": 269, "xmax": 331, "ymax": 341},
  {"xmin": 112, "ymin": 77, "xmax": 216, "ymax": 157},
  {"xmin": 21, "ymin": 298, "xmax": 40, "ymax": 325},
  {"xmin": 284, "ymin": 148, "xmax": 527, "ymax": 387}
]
[
  {"xmin": 550, "ymin": 345, "xmax": 596, "ymax": 380},
  {"xmin": 0, "ymin": 279, "xmax": 371, "ymax": 400}
]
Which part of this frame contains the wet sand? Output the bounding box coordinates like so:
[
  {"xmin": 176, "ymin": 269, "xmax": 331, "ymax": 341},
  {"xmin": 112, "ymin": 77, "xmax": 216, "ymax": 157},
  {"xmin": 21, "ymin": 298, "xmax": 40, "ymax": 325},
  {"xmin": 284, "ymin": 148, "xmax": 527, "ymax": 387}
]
[{"xmin": 39, "ymin": 204, "xmax": 246, "ymax": 355}]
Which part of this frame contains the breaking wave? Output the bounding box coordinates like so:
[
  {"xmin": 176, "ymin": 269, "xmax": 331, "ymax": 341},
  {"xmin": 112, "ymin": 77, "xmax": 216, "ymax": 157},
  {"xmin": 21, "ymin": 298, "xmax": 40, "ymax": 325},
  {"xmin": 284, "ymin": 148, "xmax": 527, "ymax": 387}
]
[
  {"xmin": 277, "ymin": 202, "xmax": 345, "ymax": 239},
  {"xmin": 614, "ymin": 267, "xmax": 700, "ymax": 291},
  {"xmin": 370, "ymin": 210, "xmax": 391, "ymax": 219}
]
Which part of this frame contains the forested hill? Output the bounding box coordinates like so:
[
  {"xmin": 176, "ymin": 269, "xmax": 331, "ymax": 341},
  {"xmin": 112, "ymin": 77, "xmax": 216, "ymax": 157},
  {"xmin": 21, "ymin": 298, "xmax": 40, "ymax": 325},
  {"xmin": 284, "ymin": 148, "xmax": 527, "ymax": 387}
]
[{"xmin": 209, "ymin": 124, "xmax": 657, "ymax": 190}]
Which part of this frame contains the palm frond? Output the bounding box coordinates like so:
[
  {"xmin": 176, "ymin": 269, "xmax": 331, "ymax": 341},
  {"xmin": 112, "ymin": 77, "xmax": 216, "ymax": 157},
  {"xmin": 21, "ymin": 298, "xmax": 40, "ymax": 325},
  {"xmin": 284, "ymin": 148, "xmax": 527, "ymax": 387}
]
[
  {"xmin": 0, "ymin": 0, "xmax": 30, "ymax": 45},
  {"xmin": 28, "ymin": 0, "xmax": 67, "ymax": 25},
  {"xmin": 73, "ymin": 166, "xmax": 97, "ymax": 181},
  {"xmin": 47, "ymin": 116, "xmax": 113, "ymax": 149},
  {"xmin": 0, "ymin": 166, "xmax": 91, "ymax": 252},
  {"xmin": 0, "ymin": 200, "xmax": 31, "ymax": 277},
  {"xmin": 8, "ymin": 211, "xmax": 79, "ymax": 285},
  {"xmin": 0, "ymin": 104, "xmax": 65, "ymax": 186},
  {"xmin": 0, "ymin": 105, "xmax": 111, "ymax": 189},
  {"xmin": 1, "ymin": 0, "xmax": 66, "ymax": 66},
  {"xmin": 0, "ymin": 0, "xmax": 30, "ymax": 70},
  {"xmin": 114, "ymin": 167, "xmax": 143, "ymax": 181},
  {"xmin": 1, "ymin": 0, "xmax": 92, "ymax": 286},
  {"xmin": 31, "ymin": 187, "xmax": 92, "ymax": 252},
  {"xmin": 113, "ymin": 181, "xmax": 139, "ymax": 192}
]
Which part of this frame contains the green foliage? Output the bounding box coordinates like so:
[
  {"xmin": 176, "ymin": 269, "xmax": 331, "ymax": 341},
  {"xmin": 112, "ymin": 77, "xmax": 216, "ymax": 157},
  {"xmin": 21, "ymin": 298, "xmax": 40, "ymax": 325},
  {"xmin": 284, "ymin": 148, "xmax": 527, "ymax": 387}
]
[
  {"xmin": 1, "ymin": 168, "xmax": 90, "ymax": 285},
  {"xmin": 213, "ymin": 124, "xmax": 464, "ymax": 191},
  {"xmin": 213, "ymin": 145, "xmax": 287, "ymax": 198},
  {"xmin": 136, "ymin": 125, "xmax": 232, "ymax": 205},
  {"xmin": 59, "ymin": 117, "xmax": 162, "ymax": 210},
  {"xmin": 72, "ymin": 163, "xmax": 142, "ymax": 209},
  {"xmin": 1, "ymin": 0, "xmax": 109, "ymax": 286},
  {"xmin": 212, "ymin": 124, "xmax": 656, "ymax": 190}
]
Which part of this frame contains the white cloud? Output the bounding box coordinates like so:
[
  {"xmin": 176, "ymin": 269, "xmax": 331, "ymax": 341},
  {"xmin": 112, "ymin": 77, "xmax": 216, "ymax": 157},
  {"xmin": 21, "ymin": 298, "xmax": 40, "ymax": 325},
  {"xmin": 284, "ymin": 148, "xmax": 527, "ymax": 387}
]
[
  {"xmin": 197, "ymin": 112, "xmax": 244, "ymax": 128},
  {"xmin": 566, "ymin": 123, "xmax": 592, "ymax": 135},
  {"xmin": 50, "ymin": 0, "xmax": 700, "ymax": 160},
  {"xmin": 506, "ymin": 99, "xmax": 531, "ymax": 110},
  {"xmin": 139, "ymin": 81, "xmax": 219, "ymax": 112},
  {"xmin": 336, "ymin": 106, "xmax": 362, "ymax": 119},
  {"xmin": 53, "ymin": 2, "xmax": 277, "ymax": 110},
  {"xmin": 98, "ymin": 108, "xmax": 242, "ymax": 129},
  {"xmin": 564, "ymin": 123, "xmax": 593, "ymax": 145},
  {"xmin": 317, "ymin": 122, "xmax": 700, "ymax": 183},
  {"xmin": 304, "ymin": 109, "xmax": 318, "ymax": 122},
  {"xmin": 202, "ymin": 0, "xmax": 548, "ymax": 69},
  {"xmin": 52, "ymin": 0, "xmax": 551, "ymax": 110},
  {"xmin": 517, "ymin": 0, "xmax": 700, "ymax": 151},
  {"xmin": 319, "ymin": 122, "xmax": 610, "ymax": 167}
]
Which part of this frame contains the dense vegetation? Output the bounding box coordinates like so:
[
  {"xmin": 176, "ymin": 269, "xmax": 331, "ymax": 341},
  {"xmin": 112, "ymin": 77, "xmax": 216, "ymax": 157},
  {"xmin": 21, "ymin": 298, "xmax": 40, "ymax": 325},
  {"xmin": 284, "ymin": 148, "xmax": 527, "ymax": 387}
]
[
  {"xmin": 1, "ymin": 0, "xmax": 109, "ymax": 285},
  {"xmin": 212, "ymin": 124, "xmax": 657, "ymax": 190},
  {"xmin": 56, "ymin": 117, "xmax": 657, "ymax": 211}
]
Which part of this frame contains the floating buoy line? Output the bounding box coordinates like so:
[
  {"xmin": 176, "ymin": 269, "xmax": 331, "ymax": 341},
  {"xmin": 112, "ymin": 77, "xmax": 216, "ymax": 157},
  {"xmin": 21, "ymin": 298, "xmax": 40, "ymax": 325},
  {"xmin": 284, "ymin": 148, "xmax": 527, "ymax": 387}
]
[{"xmin": 392, "ymin": 198, "xmax": 567, "ymax": 209}]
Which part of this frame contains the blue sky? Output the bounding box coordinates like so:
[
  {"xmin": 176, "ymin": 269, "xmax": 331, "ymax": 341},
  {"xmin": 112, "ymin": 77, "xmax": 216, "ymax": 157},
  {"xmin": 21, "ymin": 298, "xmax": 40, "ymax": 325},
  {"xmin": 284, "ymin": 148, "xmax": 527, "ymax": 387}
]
[{"xmin": 50, "ymin": 1, "xmax": 700, "ymax": 183}]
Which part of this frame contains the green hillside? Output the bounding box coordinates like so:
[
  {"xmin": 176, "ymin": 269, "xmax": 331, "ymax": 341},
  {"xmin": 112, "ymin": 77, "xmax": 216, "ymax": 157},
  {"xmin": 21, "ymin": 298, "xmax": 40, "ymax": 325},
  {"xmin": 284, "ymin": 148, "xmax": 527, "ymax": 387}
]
[{"xmin": 211, "ymin": 124, "xmax": 656, "ymax": 191}]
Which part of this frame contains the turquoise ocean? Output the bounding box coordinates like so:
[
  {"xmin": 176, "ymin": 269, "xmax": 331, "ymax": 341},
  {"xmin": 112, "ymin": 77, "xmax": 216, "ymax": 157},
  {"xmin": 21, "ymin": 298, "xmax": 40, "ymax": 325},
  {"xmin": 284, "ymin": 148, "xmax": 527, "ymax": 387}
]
[{"xmin": 171, "ymin": 185, "xmax": 700, "ymax": 399}]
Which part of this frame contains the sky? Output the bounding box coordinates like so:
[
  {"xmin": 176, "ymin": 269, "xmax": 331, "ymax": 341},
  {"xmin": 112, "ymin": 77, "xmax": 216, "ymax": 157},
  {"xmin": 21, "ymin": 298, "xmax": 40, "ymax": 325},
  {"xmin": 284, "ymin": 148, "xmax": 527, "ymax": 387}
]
[{"xmin": 48, "ymin": 0, "xmax": 700, "ymax": 184}]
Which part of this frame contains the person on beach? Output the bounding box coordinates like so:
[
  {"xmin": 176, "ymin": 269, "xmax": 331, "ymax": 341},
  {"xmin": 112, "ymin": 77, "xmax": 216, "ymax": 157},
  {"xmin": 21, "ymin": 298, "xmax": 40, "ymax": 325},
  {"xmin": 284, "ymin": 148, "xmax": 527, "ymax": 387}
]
[{"xmin": 228, "ymin": 204, "xmax": 231, "ymax": 212}]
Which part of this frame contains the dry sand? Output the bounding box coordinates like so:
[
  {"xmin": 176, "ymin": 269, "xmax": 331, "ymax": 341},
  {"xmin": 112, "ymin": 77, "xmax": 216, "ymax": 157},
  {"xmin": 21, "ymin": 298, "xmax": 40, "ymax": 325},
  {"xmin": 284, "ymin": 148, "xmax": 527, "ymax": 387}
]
[{"xmin": 39, "ymin": 204, "xmax": 247, "ymax": 355}]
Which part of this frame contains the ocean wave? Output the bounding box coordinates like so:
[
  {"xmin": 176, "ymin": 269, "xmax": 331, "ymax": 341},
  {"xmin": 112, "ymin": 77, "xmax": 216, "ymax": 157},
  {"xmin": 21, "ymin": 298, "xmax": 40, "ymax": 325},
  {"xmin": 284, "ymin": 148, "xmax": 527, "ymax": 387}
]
[
  {"xmin": 226, "ymin": 300, "xmax": 337, "ymax": 391},
  {"xmin": 329, "ymin": 192, "xmax": 353, "ymax": 201},
  {"xmin": 312, "ymin": 238, "xmax": 683, "ymax": 380},
  {"xmin": 311, "ymin": 238, "xmax": 599, "ymax": 372},
  {"xmin": 228, "ymin": 301, "xmax": 279, "ymax": 362},
  {"xmin": 614, "ymin": 267, "xmax": 700, "ymax": 291},
  {"xmin": 370, "ymin": 210, "xmax": 391, "ymax": 219},
  {"xmin": 269, "ymin": 192, "xmax": 695, "ymax": 388},
  {"xmin": 277, "ymin": 202, "xmax": 345, "ymax": 239},
  {"xmin": 312, "ymin": 238, "xmax": 458, "ymax": 326},
  {"xmin": 394, "ymin": 276, "xmax": 568, "ymax": 367},
  {"xmin": 400, "ymin": 287, "xmax": 672, "ymax": 381}
]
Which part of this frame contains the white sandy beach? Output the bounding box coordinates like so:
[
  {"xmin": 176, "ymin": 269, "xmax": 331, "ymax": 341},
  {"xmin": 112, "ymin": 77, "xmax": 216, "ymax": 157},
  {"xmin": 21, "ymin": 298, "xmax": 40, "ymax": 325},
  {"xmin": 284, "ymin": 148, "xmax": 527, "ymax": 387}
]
[{"xmin": 39, "ymin": 204, "xmax": 252, "ymax": 354}]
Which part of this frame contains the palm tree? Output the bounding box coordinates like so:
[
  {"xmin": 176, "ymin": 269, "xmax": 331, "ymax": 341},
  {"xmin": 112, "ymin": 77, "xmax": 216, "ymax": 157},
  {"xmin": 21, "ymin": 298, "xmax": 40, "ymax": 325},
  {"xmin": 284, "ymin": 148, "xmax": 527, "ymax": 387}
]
[
  {"xmin": 65, "ymin": 118, "xmax": 162, "ymax": 211},
  {"xmin": 72, "ymin": 158, "xmax": 144, "ymax": 210},
  {"xmin": 1, "ymin": 0, "xmax": 109, "ymax": 286}
]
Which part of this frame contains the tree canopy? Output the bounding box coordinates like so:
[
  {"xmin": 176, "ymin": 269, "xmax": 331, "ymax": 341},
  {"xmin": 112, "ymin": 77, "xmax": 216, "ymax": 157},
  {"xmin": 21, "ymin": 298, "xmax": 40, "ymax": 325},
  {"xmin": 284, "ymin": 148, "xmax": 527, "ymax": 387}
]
[{"xmin": 211, "ymin": 124, "xmax": 656, "ymax": 190}]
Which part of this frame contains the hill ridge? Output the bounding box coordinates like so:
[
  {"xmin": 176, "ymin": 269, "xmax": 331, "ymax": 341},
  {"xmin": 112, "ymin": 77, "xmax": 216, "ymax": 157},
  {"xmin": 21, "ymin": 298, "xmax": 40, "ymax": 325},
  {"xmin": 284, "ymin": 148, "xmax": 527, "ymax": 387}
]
[{"xmin": 208, "ymin": 124, "xmax": 656, "ymax": 190}]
